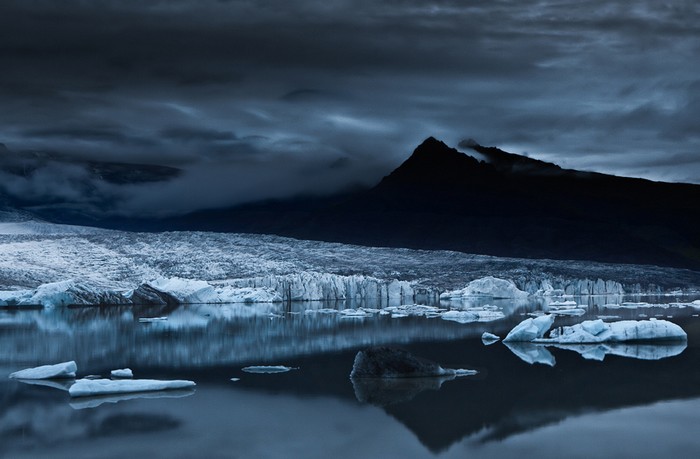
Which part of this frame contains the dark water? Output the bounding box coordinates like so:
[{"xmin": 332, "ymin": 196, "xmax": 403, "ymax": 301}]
[{"xmin": 2, "ymin": 297, "xmax": 700, "ymax": 458}]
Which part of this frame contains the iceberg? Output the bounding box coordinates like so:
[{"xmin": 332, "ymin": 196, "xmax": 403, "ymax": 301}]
[
  {"xmin": 440, "ymin": 309, "xmax": 505, "ymax": 324},
  {"xmin": 440, "ymin": 276, "xmax": 528, "ymax": 299},
  {"xmin": 68, "ymin": 378, "xmax": 196, "ymax": 397},
  {"xmin": 503, "ymin": 315, "xmax": 555, "ymax": 342},
  {"xmin": 111, "ymin": 368, "xmax": 133, "ymax": 378},
  {"xmin": 538, "ymin": 318, "xmax": 687, "ymax": 344},
  {"xmin": 9, "ymin": 360, "xmax": 77, "ymax": 379},
  {"xmin": 241, "ymin": 365, "xmax": 297, "ymax": 374}
]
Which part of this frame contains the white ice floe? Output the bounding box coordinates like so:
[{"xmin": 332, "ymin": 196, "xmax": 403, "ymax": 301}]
[
  {"xmin": 440, "ymin": 309, "xmax": 505, "ymax": 324},
  {"xmin": 452, "ymin": 369, "xmax": 479, "ymax": 376},
  {"xmin": 481, "ymin": 332, "xmax": 501, "ymax": 344},
  {"xmin": 230, "ymin": 378, "xmax": 240, "ymax": 382},
  {"xmin": 549, "ymin": 300, "xmax": 577, "ymax": 306},
  {"xmin": 338, "ymin": 309, "xmax": 372, "ymax": 318},
  {"xmin": 502, "ymin": 315, "xmax": 555, "ymax": 342},
  {"xmin": 548, "ymin": 307, "xmax": 586, "ymax": 316},
  {"xmin": 538, "ymin": 318, "xmax": 687, "ymax": 344},
  {"xmin": 384, "ymin": 304, "xmax": 444, "ymax": 318},
  {"xmin": 9, "ymin": 361, "xmax": 77, "ymax": 379},
  {"xmin": 440, "ymin": 276, "xmax": 529, "ymax": 299},
  {"xmin": 241, "ymin": 365, "xmax": 297, "ymax": 374},
  {"xmin": 68, "ymin": 378, "xmax": 196, "ymax": 397},
  {"xmin": 110, "ymin": 368, "xmax": 133, "ymax": 378}
]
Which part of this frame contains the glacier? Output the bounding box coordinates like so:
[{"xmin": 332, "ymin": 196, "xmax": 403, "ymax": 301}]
[{"xmin": 1, "ymin": 216, "xmax": 699, "ymax": 311}]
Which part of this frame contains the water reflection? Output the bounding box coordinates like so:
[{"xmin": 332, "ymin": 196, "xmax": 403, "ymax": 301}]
[
  {"xmin": 69, "ymin": 389, "xmax": 195, "ymax": 410},
  {"xmin": 1, "ymin": 297, "xmax": 700, "ymax": 457},
  {"xmin": 503, "ymin": 342, "xmax": 556, "ymax": 366},
  {"xmin": 351, "ymin": 376, "xmax": 456, "ymax": 406}
]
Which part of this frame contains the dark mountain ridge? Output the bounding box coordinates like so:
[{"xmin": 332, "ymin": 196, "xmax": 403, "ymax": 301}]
[{"xmin": 7, "ymin": 137, "xmax": 700, "ymax": 269}]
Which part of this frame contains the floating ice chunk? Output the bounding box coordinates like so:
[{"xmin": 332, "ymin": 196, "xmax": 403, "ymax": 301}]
[
  {"xmin": 453, "ymin": 369, "xmax": 479, "ymax": 376},
  {"xmin": 538, "ymin": 319, "xmax": 687, "ymax": 344},
  {"xmin": 503, "ymin": 342, "xmax": 556, "ymax": 366},
  {"xmin": 9, "ymin": 361, "xmax": 77, "ymax": 379},
  {"xmin": 339, "ymin": 309, "xmax": 371, "ymax": 318},
  {"xmin": 69, "ymin": 378, "xmax": 196, "ymax": 397},
  {"xmin": 384, "ymin": 304, "xmax": 444, "ymax": 318},
  {"xmin": 441, "ymin": 309, "xmax": 505, "ymax": 324},
  {"xmin": 111, "ymin": 368, "xmax": 133, "ymax": 378},
  {"xmin": 241, "ymin": 365, "xmax": 297, "ymax": 373},
  {"xmin": 230, "ymin": 378, "xmax": 240, "ymax": 382},
  {"xmin": 548, "ymin": 307, "xmax": 586, "ymax": 316},
  {"xmin": 440, "ymin": 276, "xmax": 528, "ymax": 299},
  {"xmin": 549, "ymin": 300, "xmax": 578, "ymax": 306},
  {"xmin": 503, "ymin": 315, "xmax": 555, "ymax": 342},
  {"xmin": 481, "ymin": 332, "xmax": 501, "ymax": 344}
]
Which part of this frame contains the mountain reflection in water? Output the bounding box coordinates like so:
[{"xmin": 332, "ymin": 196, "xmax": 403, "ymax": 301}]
[{"xmin": 1, "ymin": 299, "xmax": 700, "ymax": 457}]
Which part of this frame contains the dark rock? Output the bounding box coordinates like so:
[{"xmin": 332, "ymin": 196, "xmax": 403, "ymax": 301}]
[
  {"xmin": 350, "ymin": 346, "xmax": 449, "ymax": 378},
  {"xmin": 129, "ymin": 284, "xmax": 179, "ymax": 306}
]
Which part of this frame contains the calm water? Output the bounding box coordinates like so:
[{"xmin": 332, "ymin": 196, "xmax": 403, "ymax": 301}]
[{"xmin": 2, "ymin": 296, "xmax": 700, "ymax": 458}]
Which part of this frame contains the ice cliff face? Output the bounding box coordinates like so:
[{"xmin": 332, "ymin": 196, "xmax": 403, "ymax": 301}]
[
  {"xmin": 228, "ymin": 272, "xmax": 414, "ymax": 304},
  {"xmin": 518, "ymin": 278, "xmax": 625, "ymax": 296}
]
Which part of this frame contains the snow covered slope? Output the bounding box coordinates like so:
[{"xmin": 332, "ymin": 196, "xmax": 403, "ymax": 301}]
[{"xmin": 1, "ymin": 216, "xmax": 699, "ymax": 307}]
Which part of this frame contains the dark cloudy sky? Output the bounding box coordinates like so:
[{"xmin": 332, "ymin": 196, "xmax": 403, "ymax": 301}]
[{"xmin": 1, "ymin": 0, "xmax": 698, "ymax": 216}]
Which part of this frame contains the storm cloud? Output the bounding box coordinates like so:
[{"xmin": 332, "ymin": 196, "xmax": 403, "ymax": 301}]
[{"xmin": 0, "ymin": 0, "xmax": 698, "ymax": 216}]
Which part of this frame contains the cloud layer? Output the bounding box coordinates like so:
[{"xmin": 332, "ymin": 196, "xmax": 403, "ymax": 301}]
[{"xmin": 1, "ymin": 0, "xmax": 698, "ymax": 216}]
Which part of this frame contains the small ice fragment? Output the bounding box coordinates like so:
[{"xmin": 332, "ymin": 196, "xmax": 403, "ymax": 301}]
[
  {"xmin": 230, "ymin": 378, "xmax": 240, "ymax": 382},
  {"xmin": 481, "ymin": 332, "xmax": 501, "ymax": 344},
  {"xmin": 241, "ymin": 365, "xmax": 297, "ymax": 374},
  {"xmin": 452, "ymin": 368, "xmax": 479, "ymax": 376},
  {"xmin": 9, "ymin": 361, "xmax": 77, "ymax": 380},
  {"xmin": 110, "ymin": 368, "xmax": 133, "ymax": 379}
]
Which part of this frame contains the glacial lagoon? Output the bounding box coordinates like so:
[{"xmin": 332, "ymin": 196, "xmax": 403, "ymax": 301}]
[{"xmin": 2, "ymin": 295, "xmax": 700, "ymax": 458}]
